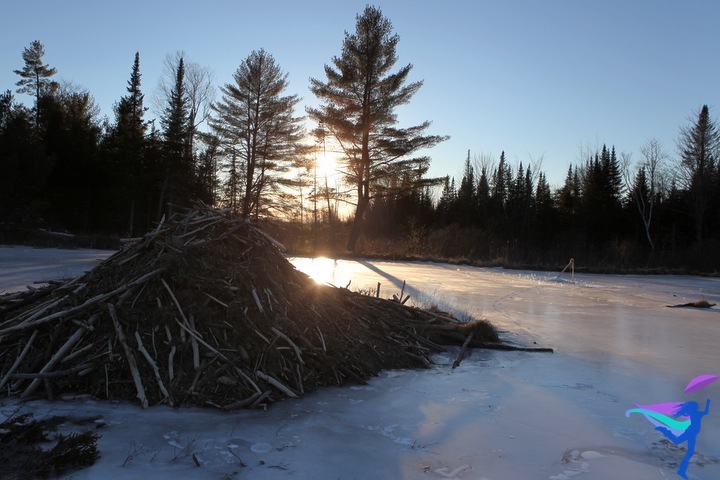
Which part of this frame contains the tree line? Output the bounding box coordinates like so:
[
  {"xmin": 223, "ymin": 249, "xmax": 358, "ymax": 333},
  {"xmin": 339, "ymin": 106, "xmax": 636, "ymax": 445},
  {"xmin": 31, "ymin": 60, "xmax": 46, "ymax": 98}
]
[{"xmin": 1, "ymin": 6, "xmax": 718, "ymax": 271}]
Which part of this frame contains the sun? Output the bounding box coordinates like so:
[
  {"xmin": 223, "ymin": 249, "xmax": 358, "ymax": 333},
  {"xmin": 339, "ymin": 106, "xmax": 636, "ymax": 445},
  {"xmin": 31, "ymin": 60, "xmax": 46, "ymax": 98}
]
[{"xmin": 315, "ymin": 152, "xmax": 340, "ymax": 180}]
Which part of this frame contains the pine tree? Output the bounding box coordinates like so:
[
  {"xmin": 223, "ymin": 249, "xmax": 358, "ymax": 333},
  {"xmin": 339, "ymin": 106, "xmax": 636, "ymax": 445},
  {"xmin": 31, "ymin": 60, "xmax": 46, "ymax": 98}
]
[
  {"xmin": 308, "ymin": 5, "xmax": 447, "ymax": 250},
  {"xmin": 209, "ymin": 49, "xmax": 306, "ymax": 219},
  {"xmin": 14, "ymin": 40, "xmax": 58, "ymax": 130}
]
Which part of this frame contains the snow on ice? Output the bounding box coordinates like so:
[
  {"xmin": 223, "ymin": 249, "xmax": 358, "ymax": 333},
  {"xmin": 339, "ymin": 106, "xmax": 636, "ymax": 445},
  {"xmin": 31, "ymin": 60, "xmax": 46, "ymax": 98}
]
[{"xmin": 1, "ymin": 247, "xmax": 719, "ymax": 479}]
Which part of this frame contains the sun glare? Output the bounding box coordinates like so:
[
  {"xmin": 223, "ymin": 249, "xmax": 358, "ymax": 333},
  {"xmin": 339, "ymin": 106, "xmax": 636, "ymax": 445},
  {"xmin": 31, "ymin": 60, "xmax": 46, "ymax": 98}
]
[{"xmin": 316, "ymin": 152, "xmax": 340, "ymax": 180}]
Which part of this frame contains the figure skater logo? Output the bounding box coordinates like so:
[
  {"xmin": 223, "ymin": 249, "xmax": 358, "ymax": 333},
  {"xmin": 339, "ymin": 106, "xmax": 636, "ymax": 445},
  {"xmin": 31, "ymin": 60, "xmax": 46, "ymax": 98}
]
[{"xmin": 626, "ymin": 374, "xmax": 717, "ymax": 479}]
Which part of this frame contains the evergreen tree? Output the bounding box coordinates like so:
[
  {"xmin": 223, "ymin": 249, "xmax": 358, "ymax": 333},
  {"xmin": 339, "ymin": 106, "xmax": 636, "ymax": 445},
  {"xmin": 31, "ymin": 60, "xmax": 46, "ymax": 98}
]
[
  {"xmin": 677, "ymin": 105, "xmax": 719, "ymax": 247},
  {"xmin": 436, "ymin": 175, "xmax": 456, "ymax": 225},
  {"xmin": 580, "ymin": 145, "xmax": 625, "ymax": 243},
  {"xmin": 158, "ymin": 56, "xmax": 193, "ymax": 215},
  {"xmin": 0, "ymin": 90, "xmax": 50, "ymax": 221},
  {"xmin": 308, "ymin": 5, "xmax": 447, "ymax": 250},
  {"xmin": 492, "ymin": 151, "xmax": 509, "ymax": 208},
  {"xmin": 40, "ymin": 84, "xmax": 103, "ymax": 230},
  {"xmin": 534, "ymin": 171, "xmax": 555, "ymax": 241},
  {"xmin": 476, "ymin": 165, "xmax": 490, "ymax": 225},
  {"xmin": 14, "ymin": 40, "xmax": 58, "ymax": 130},
  {"xmin": 103, "ymin": 52, "xmax": 149, "ymax": 234},
  {"xmin": 557, "ymin": 164, "xmax": 581, "ymax": 225},
  {"xmin": 209, "ymin": 49, "xmax": 306, "ymax": 219},
  {"xmin": 456, "ymin": 150, "xmax": 477, "ymax": 225}
]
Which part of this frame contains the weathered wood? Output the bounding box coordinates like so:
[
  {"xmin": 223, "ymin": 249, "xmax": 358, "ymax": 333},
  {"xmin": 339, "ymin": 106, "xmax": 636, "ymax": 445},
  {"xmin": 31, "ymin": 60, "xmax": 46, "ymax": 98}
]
[
  {"xmin": 452, "ymin": 332, "xmax": 475, "ymax": 369},
  {"xmin": 135, "ymin": 331, "xmax": 171, "ymax": 405},
  {"xmin": 109, "ymin": 303, "xmax": 148, "ymax": 408},
  {"xmin": 0, "ymin": 329, "xmax": 38, "ymax": 390},
  {"xmin": 256, "ymin": 370, "xmax": 297, "ymax": 398},
  {"xmin": 22, "ymin": 322, "xmax": 92, "ymax": 398}
]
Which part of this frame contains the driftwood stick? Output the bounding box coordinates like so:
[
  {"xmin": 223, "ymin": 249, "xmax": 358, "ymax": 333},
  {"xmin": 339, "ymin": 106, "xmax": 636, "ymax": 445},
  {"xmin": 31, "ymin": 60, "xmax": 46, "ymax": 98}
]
[
  {"xmin": 316, "ymin": 326, "xmax": 327, "ymax": 352},
  {"xmin": 473, "ymin": 342, "xmax": 554, "ymax": 353},
  {"xmin": 233, "ymin": 367, "xmax": 262, "ymax": 394},
  {"xmin": 222, "ymin": 392, "xmax": 262, "ymax": 410},
  {"xmin": 188, "ymin": 315, "xmax": 200, "ymax": 370},
  {"xmin": 0, "ymin": 329, "xmax": 38, "ymax": 390},
  {"xmin": 109, "ymin": 303, "xmax": 148, "ymax": 408},
  {"xmin": 249, "ymin": 390, "xmax": 272, "ymax": 408},
  {"xmin": 177, "ymin": 217, "xmax": 224, "ymax": 239},
  {"xmin": 12, "ymin": 363, "xmax": 93, "ymax": 380},
  {"xmin": 271, "ymin": 327, "xmax": 304, "ymax": 365},
  {"xmin": 21, "ymin": 322, "xmax": 92, "ymax": 398},
  {"xmin": 135, "ymin": 331, "xmax": 171, "ymax": 404},
  {"xmin": 204, "ymin": 292, "xmax": 228, "ymax": 308},
  {"xmin": 256, "ymin": 370, "xmax": 297, "ymax": 398},
  {"xmin": 168, "ymin": 345, "xmax": 176, "ymax": 381},
  {"xmin": 172, "ymin": 316, "xmax": 250, "ymax": 389},
  {"xmin": 162, "ymin": 278, "xmax": 189, "ymax": 323},
  {"xmin": 251, "ymin": 288, "xmax": 264, "ymax": 313},
  {"xmin": 3, "ymin": 295, "xmax": 68, "ymax": 329},
  {"xmin": 452, "ymin": 332, "xmax": 474, "ymax": 369},
  {"xmin": 61, "ymin": 343, "xmax": 95, "ymax": 364}
]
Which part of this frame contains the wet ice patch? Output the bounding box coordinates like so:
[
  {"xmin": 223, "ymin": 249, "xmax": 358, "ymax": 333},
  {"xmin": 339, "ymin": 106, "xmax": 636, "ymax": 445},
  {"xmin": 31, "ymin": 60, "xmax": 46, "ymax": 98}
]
[{"xmin": 250, "ymin": 442, "xmax": 273, "ymax": 453}]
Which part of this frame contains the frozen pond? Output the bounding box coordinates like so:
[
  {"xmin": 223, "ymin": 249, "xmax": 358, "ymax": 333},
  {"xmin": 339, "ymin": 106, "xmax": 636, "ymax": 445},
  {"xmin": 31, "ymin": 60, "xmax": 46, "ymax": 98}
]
[{"xmin": 1, "ymin": 248, "xmax": 719, "ymax": 479}]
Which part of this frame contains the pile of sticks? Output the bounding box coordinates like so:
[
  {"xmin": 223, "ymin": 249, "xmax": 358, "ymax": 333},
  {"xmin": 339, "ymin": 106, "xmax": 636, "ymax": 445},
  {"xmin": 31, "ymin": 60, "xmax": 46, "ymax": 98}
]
[{"xmin": 0, "ymin": 204, "xmax": 504, "ymax": 409}]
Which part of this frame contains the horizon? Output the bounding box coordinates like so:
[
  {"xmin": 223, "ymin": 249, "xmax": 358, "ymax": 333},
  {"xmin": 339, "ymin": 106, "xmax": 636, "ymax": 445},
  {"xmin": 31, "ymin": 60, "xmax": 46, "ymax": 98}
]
[{"xmin": 2, "ymin": 0, "xmax": 719, "ymax": 188}]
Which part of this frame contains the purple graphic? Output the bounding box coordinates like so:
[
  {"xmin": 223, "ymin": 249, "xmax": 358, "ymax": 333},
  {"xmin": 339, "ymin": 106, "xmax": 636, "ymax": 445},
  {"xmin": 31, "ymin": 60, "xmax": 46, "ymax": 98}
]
[
  {"xmin": 626, "ymin": 374, "xmax": 715, "ymax": 479},
  {"xmin": 685, "ymin": 374, "xmax": 718, "ymax": 393}
]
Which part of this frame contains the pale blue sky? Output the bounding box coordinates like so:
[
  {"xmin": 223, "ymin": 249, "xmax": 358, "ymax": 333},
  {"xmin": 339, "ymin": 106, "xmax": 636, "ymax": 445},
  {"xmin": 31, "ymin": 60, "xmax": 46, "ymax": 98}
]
[{"xmin": 2, "ymin": 0, "xmax": 718, "ymax": 187}]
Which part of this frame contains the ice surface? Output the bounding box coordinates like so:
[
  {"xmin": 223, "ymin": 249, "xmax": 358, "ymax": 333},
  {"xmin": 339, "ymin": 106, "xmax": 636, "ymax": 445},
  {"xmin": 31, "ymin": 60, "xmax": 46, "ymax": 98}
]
[{"xmin": 1, "ymin": 249, "xmax": 719, "ymax": 479}]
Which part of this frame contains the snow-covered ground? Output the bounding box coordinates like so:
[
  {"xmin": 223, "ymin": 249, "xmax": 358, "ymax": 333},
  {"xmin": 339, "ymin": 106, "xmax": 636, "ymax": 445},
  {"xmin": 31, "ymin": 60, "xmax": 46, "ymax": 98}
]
[{"xmin": 1, "ymin": 248, "xmax": 719, "ymax": 479}]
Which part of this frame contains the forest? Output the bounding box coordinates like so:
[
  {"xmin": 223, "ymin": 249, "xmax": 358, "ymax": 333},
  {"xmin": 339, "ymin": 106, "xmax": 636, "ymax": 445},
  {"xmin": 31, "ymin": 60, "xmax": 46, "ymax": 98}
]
[{"xmin": 1, "ymin": 6, "xmax": 719, "ymax": 273}]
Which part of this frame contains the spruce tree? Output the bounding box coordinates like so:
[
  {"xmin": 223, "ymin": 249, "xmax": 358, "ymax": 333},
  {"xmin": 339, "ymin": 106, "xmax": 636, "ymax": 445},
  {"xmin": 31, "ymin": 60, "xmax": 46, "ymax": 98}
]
[
  {"xmin": 456, "ymin": 150, "xmax": 477, "ymax": 225},
  {"xmin": 158, "ymin": 56, "xmax": 193, "ymax": 215},
  {"xmin": 677, "ymin": 105, "xmax": 719, "ymax": 247},
  {"xmin": 105, "ymin": 52, "xmax": 148, "ymax": 235}
]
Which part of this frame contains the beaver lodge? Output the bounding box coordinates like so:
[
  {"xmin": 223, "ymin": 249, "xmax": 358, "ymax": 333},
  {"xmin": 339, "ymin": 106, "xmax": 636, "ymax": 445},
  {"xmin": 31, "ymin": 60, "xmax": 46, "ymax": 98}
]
[{"xmin": 0, "ymin": 204, "xmax": 539, "ymax": 410}]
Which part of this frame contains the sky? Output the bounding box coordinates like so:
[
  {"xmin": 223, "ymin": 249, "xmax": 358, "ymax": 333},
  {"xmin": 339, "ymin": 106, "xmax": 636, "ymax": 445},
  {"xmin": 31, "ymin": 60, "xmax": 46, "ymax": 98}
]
[{"xmin": 2, "ymin": 0, "xmax": 719, "ymax": 188}]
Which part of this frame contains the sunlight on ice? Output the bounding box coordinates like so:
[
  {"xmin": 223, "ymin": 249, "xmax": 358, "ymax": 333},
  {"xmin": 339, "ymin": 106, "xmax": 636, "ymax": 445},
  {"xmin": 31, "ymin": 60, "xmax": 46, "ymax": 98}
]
[{"xmin": 289, "ymin": 256, "xmax": 372, "ymax": 290}]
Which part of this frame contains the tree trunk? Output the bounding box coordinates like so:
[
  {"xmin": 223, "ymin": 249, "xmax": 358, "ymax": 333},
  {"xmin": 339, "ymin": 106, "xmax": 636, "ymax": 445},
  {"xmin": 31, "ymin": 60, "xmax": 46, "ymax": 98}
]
[{"xmin": 346, "ymin": 195, "xmax": 369, "ymax": 252}]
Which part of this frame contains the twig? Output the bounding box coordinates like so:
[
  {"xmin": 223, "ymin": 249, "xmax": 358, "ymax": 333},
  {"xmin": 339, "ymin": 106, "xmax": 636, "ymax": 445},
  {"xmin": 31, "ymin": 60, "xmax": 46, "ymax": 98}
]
[
  {"xmin": 256, "ymin": 370, "xmax": 297, "ymax": 398},
  {"xmin": 109, "ymin": 303, "xmax": 148, "ymax": 408},
  {"xmin": 271, "ymin": 327, "xmax": 304, "ymax": 365},
  {"xmin": 135, "ymin": 331, "xmax": 171, "ymax": 405},
  {"xmin": 451, "ymin": 332, "xmax": 474, "ymax": 369},
  {"xmin": 251, "ymin": 288, "xmax": 264, "ymax": 313},
  {"xmin": 11, "ymin": 364, "xmax": 93, "ymax": 379},
  {"xmin": 0, "ymin": 329, "xmax": 38, "ymax": 390},
  {"xmin": 22, "ymin": 321, "xmax": 94, "ymax": 398}
]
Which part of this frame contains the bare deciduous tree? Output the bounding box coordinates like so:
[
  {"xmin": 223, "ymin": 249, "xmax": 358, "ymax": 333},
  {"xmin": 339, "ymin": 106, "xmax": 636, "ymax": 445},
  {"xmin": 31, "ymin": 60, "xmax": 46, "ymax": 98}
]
[{"xmin": 623, "ymin": 139, "xmax": 668, "ymax": 251}]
